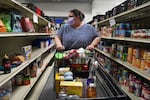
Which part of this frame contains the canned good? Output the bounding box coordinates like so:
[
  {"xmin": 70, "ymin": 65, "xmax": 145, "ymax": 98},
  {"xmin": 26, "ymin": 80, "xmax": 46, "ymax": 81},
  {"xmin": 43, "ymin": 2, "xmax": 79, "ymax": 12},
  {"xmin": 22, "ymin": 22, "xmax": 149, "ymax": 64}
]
[
  {"xmin": 58, "ymin": 91, "xmax": 68, "ymax": 100},
  {"xmin": 135, "ymin": 58, "xmax": 141, "ymax": 68},
  {"xmin": 129, "ymin": 79, "xmax": 135, "ymax": 93},
  {"xmin": 15, "ymin": 74, "xmax": 23, "ymax": 86},
  {"xmin": 128, "ymin": 47, "xmax": 133, "ymax": 56},
  {"xmin": 23, "ymin": 74, "xmax": 31, "ymax": 85},
  {"xmin": 122, "ymin": 53, "xmax": 127, "ymax": 61},
  {"xmin": 122, "ymin": 70, "xmax": 128, "ymax": 78},
  {"xmin": 143, "ymin": 50, "xmax": 148, "ymax": 59},
  {"xmin": 145, "ymin": 62, "xmax": 150, "ymax": 74},
  {"xmin": 67, "ymin": 95, "xmax": 80, "ymax": 99},
  {"xmin": 140, "ymin": 59, "xmax": 145, "ymax": 70},
  {"xmin": 135, "ymin": 48, "xmax": 140, "ymax": 59},
  {"xmin": 140, "ymin": 49, "xmax": 145, "ymax": 59},
  {"xmin": 132, "ymin": 56, "xmax": 136, "ymax": 66},
  {"xmin": 116, "ymin": 52, "xmax": 122, "ymax": 59},
  {"xmin": 145, "ymin": 89, "xmax": 150, "ymax": 100},
  {"xmin": 146, "ymin": 52, "xmax": 150, "ymax": 63},
  {"xmin": 127, "ymin": 56, "xmax": 132, "ymax": 63},
  {"xmin": 111, "ymin": 44, "xmax": 117, "ymax": 57},
  {"xmin": 141, "ymin": 85, "xmax": 147, "ymax": 98},
  {"xmin": 134, "ymin": 80, "xmax": 142, "ymax": 97}
]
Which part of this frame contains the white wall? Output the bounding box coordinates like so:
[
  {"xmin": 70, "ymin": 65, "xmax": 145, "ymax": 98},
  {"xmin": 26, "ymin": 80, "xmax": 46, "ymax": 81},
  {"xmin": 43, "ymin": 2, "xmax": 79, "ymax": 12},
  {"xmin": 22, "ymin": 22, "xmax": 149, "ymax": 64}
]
[{"xmin": 32, "ymin": 2, "xmax": 92, "ymax": 23}]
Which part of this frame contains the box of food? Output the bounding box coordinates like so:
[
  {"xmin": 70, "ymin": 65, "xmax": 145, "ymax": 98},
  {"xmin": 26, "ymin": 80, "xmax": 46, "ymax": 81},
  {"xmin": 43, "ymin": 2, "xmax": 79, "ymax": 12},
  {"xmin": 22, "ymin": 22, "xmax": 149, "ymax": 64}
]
[
  {"xmin": 22, "ymin": 45, "xmax": 32, "ymax": 60},
  {"xmin": 55, "ymin": 73, "xmax": 64, "ymax": 94},
  {"xmin": 60, "ymin": 81, "xmax": 83, "ymax": 97}
]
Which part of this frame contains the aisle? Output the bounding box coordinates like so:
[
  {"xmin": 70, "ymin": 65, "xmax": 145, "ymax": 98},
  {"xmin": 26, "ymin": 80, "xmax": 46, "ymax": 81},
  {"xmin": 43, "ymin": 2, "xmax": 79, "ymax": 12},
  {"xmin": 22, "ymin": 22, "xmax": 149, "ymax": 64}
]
[{"xmin": 39, "ymin": 67, "xmax": 55, "ymax": 100}]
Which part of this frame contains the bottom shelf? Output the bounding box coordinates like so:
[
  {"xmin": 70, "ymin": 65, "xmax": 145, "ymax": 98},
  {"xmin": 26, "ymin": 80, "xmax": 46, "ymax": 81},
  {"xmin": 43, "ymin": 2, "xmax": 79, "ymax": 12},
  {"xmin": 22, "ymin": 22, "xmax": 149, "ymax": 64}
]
[
  {"xmin": 11, "ymin": 51, "xmax": 55, "ymax": 100},
  {"xmin": 26, "ymin": 63, "xmax": 54, "ymax": 100},
  {"xmin": 121, "ymin": 85, "xmax": 141, "ymax": 100}
]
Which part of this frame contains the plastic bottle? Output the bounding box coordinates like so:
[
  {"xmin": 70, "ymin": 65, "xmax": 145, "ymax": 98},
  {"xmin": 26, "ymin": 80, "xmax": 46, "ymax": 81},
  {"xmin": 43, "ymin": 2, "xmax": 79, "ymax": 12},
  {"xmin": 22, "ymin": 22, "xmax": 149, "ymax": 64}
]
[
  {"xmin": 87, "ymin": 83, "xmax": 97, "ymax": 98},
  {"xmin": 2, "ymin": 54, "xmax": 11, "ymax": 74}
]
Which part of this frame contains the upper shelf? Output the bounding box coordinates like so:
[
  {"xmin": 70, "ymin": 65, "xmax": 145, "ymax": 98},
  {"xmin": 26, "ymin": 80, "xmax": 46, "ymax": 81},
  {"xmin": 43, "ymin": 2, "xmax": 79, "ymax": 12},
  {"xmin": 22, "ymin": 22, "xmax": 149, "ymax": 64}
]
[
  {"xmin": 0, "ymin": 32, "xmax": 55, "ymax": 37},
  {"xmin": 96, "ymin": 2, "xmax": 150, "ymax": 26},
  {"xmin": 101, "ymin": 37, "xmax": 150, "ymax": 44},
  {"xmin": 0, "ymin": 0, "xmax": 49, "ymax": 26}
]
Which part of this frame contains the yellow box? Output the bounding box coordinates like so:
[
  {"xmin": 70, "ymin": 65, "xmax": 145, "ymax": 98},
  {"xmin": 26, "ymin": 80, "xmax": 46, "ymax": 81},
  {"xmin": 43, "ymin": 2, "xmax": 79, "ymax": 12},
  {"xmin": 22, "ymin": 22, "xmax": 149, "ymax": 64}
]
[
  {"xmin": 60, "ymin": 81, "xmax": 83, "ymax": 97},
  {"xmin": 55, "ymin": 73, "xmax": 64, "ymax": 94}
]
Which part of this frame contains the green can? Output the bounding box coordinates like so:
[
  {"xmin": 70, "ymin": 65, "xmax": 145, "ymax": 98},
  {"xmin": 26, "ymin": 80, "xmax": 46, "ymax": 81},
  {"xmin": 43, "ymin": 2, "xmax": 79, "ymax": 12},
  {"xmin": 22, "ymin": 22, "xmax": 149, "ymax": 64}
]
[{"xmin": 122, "ymin": 53, "xmax": 128, "ymax": 61}]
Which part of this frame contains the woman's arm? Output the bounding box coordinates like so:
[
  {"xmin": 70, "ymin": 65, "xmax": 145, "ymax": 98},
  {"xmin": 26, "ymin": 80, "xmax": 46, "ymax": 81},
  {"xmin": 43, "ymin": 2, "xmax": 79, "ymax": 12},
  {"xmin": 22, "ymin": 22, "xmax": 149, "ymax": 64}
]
[
  {"xmin": 86, "ymin": 37, "xmax": 101, "ymax": 50},
  {"xmin": 54, "ymin": 35, "xmax": 65, "ymax": 50}
]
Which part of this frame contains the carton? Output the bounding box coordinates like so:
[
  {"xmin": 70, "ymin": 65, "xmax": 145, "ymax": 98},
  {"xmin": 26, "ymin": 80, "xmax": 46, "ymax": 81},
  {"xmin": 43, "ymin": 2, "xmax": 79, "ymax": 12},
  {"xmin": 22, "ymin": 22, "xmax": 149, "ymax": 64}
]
[{"xmin": 60, "ymin": 81, "xmax": 83, "ymax": 97}]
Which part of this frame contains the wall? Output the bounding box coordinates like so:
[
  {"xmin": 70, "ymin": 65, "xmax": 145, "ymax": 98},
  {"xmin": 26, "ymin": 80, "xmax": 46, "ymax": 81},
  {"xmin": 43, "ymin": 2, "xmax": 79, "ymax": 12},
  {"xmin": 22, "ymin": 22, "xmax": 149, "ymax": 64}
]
[{"xmin": 35, "ymin": 2, "xmax": 92, "ymax": 23}]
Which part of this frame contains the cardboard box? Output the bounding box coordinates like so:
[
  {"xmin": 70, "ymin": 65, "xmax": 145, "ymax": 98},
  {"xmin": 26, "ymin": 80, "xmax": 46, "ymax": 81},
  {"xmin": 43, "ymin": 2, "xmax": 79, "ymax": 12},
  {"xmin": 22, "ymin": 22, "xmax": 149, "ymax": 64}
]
[
  {"xmin": 55, "ymin": 73, "xmax": 64, "ymax": 94},
  {"xmin": 60, "ymin": 81, "xmax": 83, "ymax": 97}
]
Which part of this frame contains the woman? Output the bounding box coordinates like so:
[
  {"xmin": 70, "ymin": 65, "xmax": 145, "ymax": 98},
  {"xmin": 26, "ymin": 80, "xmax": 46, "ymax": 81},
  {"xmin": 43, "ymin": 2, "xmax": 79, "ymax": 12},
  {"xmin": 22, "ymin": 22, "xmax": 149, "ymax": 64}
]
[{"xmin": 55, "ymin": 9, "xmax": 100, "ymax": 50}]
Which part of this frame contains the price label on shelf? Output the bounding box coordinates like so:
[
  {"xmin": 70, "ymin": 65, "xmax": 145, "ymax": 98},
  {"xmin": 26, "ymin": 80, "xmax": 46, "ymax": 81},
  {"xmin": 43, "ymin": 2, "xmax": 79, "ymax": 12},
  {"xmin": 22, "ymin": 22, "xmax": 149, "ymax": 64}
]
[
  {"xmin": 109, "ymin": 18, "xmax": 116, "ymax": 26},
  {"xmin": 33, "ymin": 14, "xmax": 38, "ymax": 24}
]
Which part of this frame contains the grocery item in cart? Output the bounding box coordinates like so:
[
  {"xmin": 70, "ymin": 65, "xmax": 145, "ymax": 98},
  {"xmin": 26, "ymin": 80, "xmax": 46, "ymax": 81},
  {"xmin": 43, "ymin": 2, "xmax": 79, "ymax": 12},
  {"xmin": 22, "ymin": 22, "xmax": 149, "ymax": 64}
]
[{"xmin": 60, "ymin": 81, "xmax": 83, "ymax": 97}]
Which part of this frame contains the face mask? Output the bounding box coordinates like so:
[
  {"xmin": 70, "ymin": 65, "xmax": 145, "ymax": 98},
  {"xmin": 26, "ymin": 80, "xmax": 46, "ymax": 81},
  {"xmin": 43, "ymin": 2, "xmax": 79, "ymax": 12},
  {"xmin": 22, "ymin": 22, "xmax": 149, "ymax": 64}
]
[{"xmin": 67, "ymin": 17, "xmax": 75, "ymax": 25}]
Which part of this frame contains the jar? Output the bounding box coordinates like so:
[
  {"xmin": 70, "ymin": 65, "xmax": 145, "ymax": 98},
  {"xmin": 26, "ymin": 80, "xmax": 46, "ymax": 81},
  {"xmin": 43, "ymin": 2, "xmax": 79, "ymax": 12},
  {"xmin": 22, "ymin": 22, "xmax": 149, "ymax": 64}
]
[
  {"xmin": 15, "ymin": 74, "xmax": 23, "ymax": 86},
  {"xmin": 30, "ymin": 62, "xmax": 37, "ymax": 78},
  {"xmin": 23, "ymin": 74, "xmax": 31, "ymax": 85},
  {"xmin": 2, "ymin": 54, "xmax": 11, "ymax": 74},
  {"xmin": 87, "ymin": 83, "xmax": 97, "ymax": 98}
]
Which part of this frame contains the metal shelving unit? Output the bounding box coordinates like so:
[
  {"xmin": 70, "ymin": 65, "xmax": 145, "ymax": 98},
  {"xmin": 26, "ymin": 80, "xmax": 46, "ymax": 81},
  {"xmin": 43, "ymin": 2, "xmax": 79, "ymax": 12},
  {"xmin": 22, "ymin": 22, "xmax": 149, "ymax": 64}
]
[
  {"xmin": 121, "ymin": 86, "xmax": 141, "ymax": 100},
  {"xmin": 95, "ymin": 48, "xmax": 150, "ymax": 81},
  {"xmin": 0, "ymin": 43, "xmax": 55, "ymax": 87},
  {"xmin": 0, "ymin": 0, "xmax": 56, "ymax": 99},
  {"xmin": 11, "ymin": 51, "xmax": 55, "ymax": 100},
  {"xmin": 93, "ymin": 2, "xmax": 150, "ymax": 99},
  {"xmin": 94, "ymin": 48, "xmax": 150, "ymax": 100},
  {"xmin": 0, "ymin": 0, "xmax": 49, "ymax": 26},
  {"xmin": 96, "ymin": 2, "xmax": 150, "ymax": 26}
]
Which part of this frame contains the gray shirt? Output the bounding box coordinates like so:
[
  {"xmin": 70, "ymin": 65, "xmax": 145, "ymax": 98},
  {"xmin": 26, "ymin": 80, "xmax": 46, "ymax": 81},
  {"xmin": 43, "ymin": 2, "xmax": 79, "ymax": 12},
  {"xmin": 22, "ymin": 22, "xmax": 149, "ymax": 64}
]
[{"xmin": 57, "ymin": 24, "xmax": 98, "ymax": 50}]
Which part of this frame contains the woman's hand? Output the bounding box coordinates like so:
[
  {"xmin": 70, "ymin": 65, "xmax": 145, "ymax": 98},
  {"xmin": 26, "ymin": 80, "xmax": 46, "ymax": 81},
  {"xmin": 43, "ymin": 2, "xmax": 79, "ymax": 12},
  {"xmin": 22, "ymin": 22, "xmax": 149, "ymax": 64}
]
[
  {"xmin": 56, "ymin": 44, "xmax": 65, "ymax": 50},
  {"xmin": 86, "ymin": 44, "xmax": 94, "ymax": 51}
]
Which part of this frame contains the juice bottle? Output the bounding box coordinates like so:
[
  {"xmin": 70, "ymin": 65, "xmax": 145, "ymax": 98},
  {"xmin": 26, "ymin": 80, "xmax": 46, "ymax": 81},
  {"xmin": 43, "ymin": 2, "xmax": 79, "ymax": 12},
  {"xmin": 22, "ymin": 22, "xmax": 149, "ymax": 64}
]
[
  {"xmin": 87, "ymin": 83, "xmax": 97, "ymax": 98},
  {"xmin": 2, "ymin": 54, "xmax": 11, "ymax": 74}
]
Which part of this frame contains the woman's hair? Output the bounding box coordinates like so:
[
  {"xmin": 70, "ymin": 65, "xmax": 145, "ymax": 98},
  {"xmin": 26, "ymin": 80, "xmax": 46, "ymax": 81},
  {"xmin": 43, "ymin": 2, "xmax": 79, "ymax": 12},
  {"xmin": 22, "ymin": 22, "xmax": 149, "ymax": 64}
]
[{"xmin": 70, "ymin": 9, "xmax": 85, "ymax": 21}]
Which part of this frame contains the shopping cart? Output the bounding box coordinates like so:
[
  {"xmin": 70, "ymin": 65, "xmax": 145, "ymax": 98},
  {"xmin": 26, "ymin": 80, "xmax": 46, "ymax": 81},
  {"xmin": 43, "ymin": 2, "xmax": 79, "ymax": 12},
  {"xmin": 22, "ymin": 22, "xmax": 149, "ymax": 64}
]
[{"xmin": 55, "ymin": 49, "xmax": 94, "ymax": 78}]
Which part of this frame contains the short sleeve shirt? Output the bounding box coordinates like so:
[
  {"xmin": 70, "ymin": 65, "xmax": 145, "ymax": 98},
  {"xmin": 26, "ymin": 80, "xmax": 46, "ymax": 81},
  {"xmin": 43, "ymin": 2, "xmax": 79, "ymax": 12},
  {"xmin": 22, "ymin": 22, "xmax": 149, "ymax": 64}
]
[{"xmin": 57, "ymin": 24, "xmax": 99, "ymax": 50}]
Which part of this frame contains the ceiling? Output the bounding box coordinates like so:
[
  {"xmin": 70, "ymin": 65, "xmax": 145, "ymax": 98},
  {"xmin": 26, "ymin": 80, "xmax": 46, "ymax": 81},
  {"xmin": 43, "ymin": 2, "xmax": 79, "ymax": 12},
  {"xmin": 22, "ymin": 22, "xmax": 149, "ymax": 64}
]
[{"xmin": 26, "ymin": 0, "xmax": 93, "ymax": 3}]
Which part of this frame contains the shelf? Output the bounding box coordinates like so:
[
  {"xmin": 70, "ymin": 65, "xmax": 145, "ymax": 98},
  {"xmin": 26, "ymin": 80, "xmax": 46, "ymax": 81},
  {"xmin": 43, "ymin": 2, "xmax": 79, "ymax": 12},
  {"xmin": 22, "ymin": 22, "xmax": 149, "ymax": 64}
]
[
  {"xmin": 94, "ymin": 48, "xmax": 150, "ymax": 81},
  {"xmin": 11, "ymin": 51, "xmax": 55, "ymax": 100},
  {"xmin": 0, "ymin": 43, "xmax": 55, "ymax": 87},
  {"xmin": 101, "ymin": 37, "xmax": 150, "ymax": 44},
  {"xmin": 0, "ymin": 0, "xmax": 49, "ymax": 26},
  {"xmin": 96, "ymin": 2, "xmax": 150, "ymax": 26},
  {"xmin": 0, "ymin": 32, "xmax": 55, "ymax": 37},
  {"xmin": 25, "ymin": 63, "xmax": 54, "ymax": 100},
  {"xmin": 121, "ymin": 85, "xmax": 141, "ymax": 100}
]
